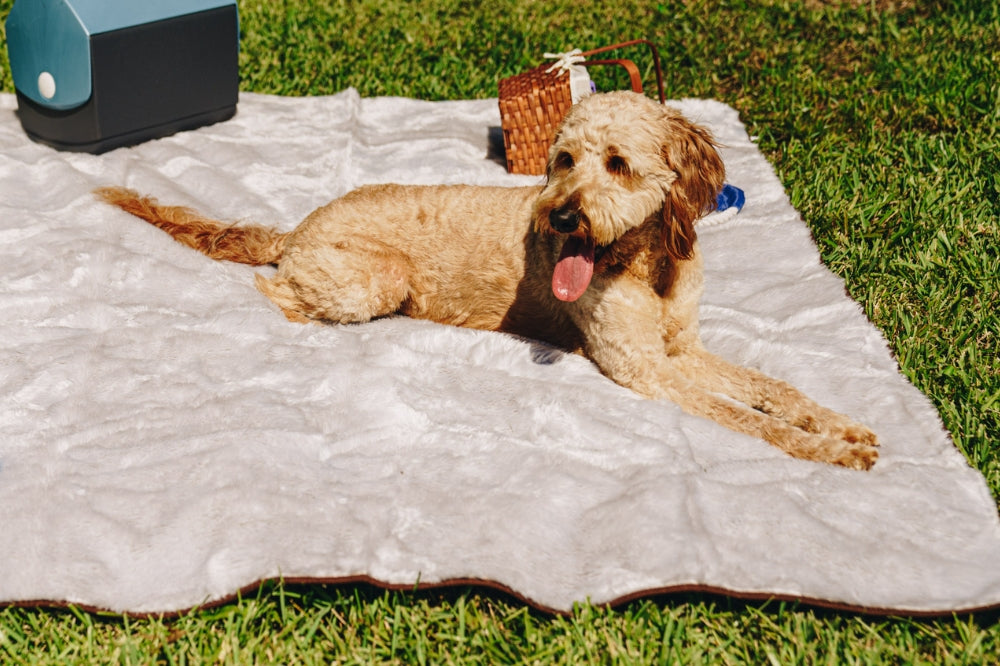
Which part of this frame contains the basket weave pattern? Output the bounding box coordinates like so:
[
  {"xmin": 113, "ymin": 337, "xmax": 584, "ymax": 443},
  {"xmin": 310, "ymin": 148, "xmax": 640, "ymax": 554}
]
[
  {"xmin": 498, "ymin": 40, "xmax": 664, "ymax": 176},
  {"xmin": 498, "ymin": 64, "xmax": 573, "ymax": 176}
]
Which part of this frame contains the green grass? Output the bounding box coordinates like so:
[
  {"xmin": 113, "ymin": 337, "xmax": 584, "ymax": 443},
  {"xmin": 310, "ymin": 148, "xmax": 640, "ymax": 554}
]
[
  {"xmin": 2, "ymin": 583, "xmax": 999, "ymax": 664},
  {"xmin": 2, "ymin": 0, "xmax": 999, "ymax": 661}
]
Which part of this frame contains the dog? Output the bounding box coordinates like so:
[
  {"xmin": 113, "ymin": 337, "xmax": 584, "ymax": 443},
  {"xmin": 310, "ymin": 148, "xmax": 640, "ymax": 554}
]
[{"xmin": 96, "ymin": 90, "xmax": 879, "ymax": 470}]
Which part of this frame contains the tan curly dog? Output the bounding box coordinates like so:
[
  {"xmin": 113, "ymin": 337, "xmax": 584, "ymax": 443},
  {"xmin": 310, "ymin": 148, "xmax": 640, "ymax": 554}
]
[{"xmin": 97, "ymin": 91, "xmax": 879, "ymax": 469}]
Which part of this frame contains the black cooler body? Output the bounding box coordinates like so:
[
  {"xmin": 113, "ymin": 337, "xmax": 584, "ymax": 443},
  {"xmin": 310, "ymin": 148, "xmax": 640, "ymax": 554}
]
[{"xmin": 6, "ymin": 0, "xmax": 240, "ymax": 153}]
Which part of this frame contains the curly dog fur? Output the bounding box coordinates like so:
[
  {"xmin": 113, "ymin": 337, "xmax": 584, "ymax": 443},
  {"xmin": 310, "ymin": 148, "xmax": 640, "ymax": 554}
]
[{"xmin": 96, "ymin": 91, "xmax": 879, "ymax": 469}]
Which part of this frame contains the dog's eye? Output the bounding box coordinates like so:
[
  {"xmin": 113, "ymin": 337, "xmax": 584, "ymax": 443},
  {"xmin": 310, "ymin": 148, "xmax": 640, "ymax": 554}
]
[
  {"xmin": 607, "ymin": 155, "xmax": 630, "ymax": 176},
  {"xmin": 553, "ymin": 152, "xmax": 574, "ymax": 171}
]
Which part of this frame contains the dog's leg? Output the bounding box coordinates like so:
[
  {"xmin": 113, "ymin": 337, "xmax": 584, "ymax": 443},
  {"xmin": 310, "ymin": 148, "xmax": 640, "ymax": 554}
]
[
  {"xmin": 575, "ymin": 288, "xmax": 878, "ymax": 469},
  {"xmin": 255, "ymin": 236, "xmax": 414, "ymax": 324},
  {"xmin": 670, "ymin": 381, "xmax": 878, "ymax": 469},
  {"xmin": 631, "ymin": 364, "xmax": 878, "ymax": 469},
  {"xmin": 673, "ymin": 348, "xmax": 880, "ymax": 447}
]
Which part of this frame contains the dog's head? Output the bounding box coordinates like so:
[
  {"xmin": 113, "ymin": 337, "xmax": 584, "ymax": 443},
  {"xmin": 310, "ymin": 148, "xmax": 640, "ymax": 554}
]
[{"xmin": 533, "ymin": 91, "xmax": 725, "ymax": 302}]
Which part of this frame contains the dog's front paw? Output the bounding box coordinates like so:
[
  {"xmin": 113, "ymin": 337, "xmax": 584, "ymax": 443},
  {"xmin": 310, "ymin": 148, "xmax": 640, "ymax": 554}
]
[
  {"xmin": 806, "ymin": 411, "xmax": 880, "ymax": 448},
  {"xmin": 829, "ymin": 420, "xmax": 880, "ymax": 448},
  {"xmin": 845, "ymin": 422, "xmax": 880, "ymax": 447},
  {"xmin": 820, "ymin": 417, "xmax": 880, "ymax": 446},
  {"xmin": 784, "ymin": 429, "xmax": 880, "ymax": 471},
  {"xmin": 825, "ymin": 437, "xmax": 880, "ymax": 471}
]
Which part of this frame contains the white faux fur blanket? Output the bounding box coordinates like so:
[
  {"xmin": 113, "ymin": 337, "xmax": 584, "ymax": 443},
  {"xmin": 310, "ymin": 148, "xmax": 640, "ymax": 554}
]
[{"xmin": 2, "ymin": 90, "xmax": 999, "ymax": 615}]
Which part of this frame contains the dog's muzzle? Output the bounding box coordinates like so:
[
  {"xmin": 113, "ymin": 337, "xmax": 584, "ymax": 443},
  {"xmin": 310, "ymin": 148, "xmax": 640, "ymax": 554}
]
[{"xmin": 549, "ymin": 205, "xmax": 580, "ymax": 234}]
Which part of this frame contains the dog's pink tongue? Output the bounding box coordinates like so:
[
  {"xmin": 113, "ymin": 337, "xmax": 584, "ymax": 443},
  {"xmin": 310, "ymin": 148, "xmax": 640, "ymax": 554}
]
[{"xmin": 552, "ymin": 236, "xmax": 595, "ymax": 302}]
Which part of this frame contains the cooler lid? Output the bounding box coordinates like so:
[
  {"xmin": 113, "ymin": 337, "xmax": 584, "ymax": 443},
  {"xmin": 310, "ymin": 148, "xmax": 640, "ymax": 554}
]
[{"xmin": 6, "ymin": 0, "xmax": 237, "ymax": 110}]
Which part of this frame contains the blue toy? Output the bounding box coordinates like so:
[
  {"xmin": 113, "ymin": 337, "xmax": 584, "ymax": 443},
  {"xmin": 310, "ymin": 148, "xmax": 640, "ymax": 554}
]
[{"xmin": 716, "ymin": 183, "xmax": 746, "ymax": 212}]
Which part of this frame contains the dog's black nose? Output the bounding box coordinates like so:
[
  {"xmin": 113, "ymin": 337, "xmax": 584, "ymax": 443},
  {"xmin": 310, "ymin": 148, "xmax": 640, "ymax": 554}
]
[{"xmin": 549, "ymin": 206, "xmax": 580, "ymax": 233}]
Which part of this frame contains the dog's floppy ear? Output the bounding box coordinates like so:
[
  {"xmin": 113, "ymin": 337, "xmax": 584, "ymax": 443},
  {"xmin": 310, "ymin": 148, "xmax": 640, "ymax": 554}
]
[{"xmin": 660, "ymin": 116, "xmax": 725, "ymax": 261}]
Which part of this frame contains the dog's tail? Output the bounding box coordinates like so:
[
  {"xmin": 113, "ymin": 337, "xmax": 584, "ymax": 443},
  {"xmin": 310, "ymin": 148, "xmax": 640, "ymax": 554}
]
[{"xmin": 95, "ymin": 187, "xmax": 287, "ymax": 266}]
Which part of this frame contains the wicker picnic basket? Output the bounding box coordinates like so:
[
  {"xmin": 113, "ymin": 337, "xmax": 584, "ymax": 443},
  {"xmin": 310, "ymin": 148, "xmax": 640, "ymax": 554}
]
[{"xmin": 498, "ymin": 39, "xmax": 666, "ymax": 175}]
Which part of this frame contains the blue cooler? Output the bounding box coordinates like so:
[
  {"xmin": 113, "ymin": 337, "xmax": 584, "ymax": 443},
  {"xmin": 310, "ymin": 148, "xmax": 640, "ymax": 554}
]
[{"xmin": 5, "ymin": 0, "xmax": 239, "ymax": 153}]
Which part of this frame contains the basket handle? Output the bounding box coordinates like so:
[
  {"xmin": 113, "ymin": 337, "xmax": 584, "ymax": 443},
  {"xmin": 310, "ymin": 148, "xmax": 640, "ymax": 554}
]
[
  {"xmin": 579, "ymin": 59, "xmax": 644, "ymax": 95},
  {"xmin": 579, "ymin": 39, "xmax": 665, "ymax": 104}
]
